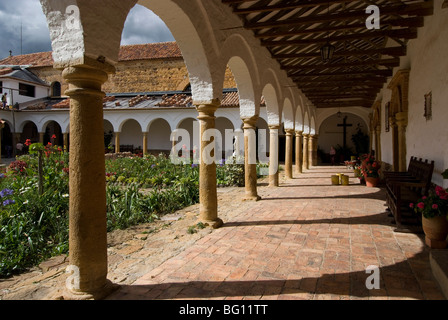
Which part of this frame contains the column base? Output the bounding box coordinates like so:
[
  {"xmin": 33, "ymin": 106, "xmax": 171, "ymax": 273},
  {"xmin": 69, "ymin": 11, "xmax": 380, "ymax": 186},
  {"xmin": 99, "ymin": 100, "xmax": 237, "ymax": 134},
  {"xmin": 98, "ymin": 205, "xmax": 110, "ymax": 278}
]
[
  {"xmin": 59, "ymin": 279, "xmax": 119, "ymax": 300},
  {"xmin": 198, "ymin": 218, "xmax": 224, "ymax": 229},
  {"xmin": 242, "ymin": 195, "xmax": 261, "ymax": 201}
]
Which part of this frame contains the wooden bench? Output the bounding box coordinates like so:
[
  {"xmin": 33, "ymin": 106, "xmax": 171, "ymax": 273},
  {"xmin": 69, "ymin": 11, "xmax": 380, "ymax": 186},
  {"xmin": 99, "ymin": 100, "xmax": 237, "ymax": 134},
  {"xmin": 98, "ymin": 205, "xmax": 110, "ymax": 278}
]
[
  {"xmin": 120, "ymin": 145, "xmax": 134, "ymax": 153},
  {"xmin": 385, "ymin": 157, "xmax": 434, "ymax": 231}
]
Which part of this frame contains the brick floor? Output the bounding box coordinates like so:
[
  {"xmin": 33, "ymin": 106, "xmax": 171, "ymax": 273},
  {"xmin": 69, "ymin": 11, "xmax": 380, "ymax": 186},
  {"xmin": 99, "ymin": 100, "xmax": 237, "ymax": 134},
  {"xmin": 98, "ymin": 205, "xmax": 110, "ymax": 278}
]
[{"xmin": 106, "ymin": 166, "xmax": 446, "ymax": 300}]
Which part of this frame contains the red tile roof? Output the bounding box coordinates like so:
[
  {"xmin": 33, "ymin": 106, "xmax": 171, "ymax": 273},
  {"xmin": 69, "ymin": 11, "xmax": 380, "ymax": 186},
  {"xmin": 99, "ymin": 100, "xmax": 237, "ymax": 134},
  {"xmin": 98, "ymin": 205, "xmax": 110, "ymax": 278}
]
[
  {"xmin": 0, "ymin": 52, "xmax": 54, "ymax": 68},
  {"xmin": 0, "ymin": 42, "xmax": 182, "ymax": 67}
]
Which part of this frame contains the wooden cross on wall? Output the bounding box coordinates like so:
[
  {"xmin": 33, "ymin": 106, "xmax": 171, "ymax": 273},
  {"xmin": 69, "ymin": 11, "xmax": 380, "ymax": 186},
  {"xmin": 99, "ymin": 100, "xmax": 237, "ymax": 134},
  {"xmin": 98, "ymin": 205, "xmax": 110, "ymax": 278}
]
[{"xmin": 337, "ymin": 116, "xmax": 352, "ymax": 149}]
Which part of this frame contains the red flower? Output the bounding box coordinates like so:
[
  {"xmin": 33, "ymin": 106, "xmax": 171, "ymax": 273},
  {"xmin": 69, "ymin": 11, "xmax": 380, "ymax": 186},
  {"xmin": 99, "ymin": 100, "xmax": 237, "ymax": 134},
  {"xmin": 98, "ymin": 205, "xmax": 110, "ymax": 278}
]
[
  {"xmin": 51, "ymin": 134, "xmax": 57, "ymax": 139},
  {"xmin": 25, "ymin": 139, "xmax": 32, "ymax": 146}
]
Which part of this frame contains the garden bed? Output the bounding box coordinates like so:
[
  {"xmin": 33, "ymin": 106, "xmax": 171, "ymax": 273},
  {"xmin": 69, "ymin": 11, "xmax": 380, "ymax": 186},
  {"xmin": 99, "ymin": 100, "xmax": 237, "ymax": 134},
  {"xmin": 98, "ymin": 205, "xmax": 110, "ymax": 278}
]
[{"xmin": 0, "ymin": 143, "xmax": 264, "ymax": 278}]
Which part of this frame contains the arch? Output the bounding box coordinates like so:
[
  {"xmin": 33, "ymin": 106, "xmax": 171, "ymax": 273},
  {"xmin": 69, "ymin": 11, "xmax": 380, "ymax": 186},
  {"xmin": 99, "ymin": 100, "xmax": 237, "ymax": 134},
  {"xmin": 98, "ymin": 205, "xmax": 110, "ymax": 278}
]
[
  {"xmin": 43, "ymin": 120, "xmax": 63, "ymax": 146},
  {"xmin": 40, "ymin": 0, "xmax": 137, "ymax": 68},
  {"xmin": 294, "ymin": 95, "xmax": 305, "ymax": 132},
  {"xmin": 261, "ymin": 83, "xmax": 281, "ymax": 127},
  {"xmin": 177, "ymin": 117, "xmax": 199, "ymax": 152},
  {"xmin": 221, "ymin": 34, "xmax": 261, "ymax": 118},
  {"xmin": 1, "ymin": 122, "xmax": 14, "ymax": 158},
  {"xmin": 51, "ymin": 82, "xmax": 62, "ymax": 97},
  {"xmin": 21, "ymin": 121, "xmax": 40, "ymax": 144},
  {"xmin": 148, "ymin": 118, "xmax": 172, "ymax": 154},
  {"xmin": 138, "ymin": 0, "xmax": 221, "ymax": 101},
  {"xmin": 103, "ymin": 119, "xmax": 115, "ymax": 150},
  {"xmin": 316, "ymin": 108, "xmax": 372, "ymax": 135},
  {"xmin": 318, "ymin": 112, "xmax": 370, "ymax": 161},
  {"xmin": 303, "ymin": 112, "xmax": 310, "ymax": 135},
  {"xmin": 215, "ymin": 117, "xmax": 235, "ymax": 160},
  {"xmin": 282, "ymin": 98, "xmax": 294, "ymax": 131},
  {"xmin": 120, "ymin": 119, "xmax": 143, "ymax": 149},
  {"xmin": 117, "ymin": 117, "xmax": 144, "ymax": 133},
  {"xmin": 310, "ymin": 116, "xmax": 316, "ymax": 135}
]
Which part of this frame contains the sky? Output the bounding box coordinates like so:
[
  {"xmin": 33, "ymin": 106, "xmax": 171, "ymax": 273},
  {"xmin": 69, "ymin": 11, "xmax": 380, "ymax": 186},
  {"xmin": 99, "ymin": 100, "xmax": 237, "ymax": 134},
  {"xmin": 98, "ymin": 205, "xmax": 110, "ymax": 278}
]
[{"xmin": 0, "ymin": 0, "xmax": 175, "ymax": 60}]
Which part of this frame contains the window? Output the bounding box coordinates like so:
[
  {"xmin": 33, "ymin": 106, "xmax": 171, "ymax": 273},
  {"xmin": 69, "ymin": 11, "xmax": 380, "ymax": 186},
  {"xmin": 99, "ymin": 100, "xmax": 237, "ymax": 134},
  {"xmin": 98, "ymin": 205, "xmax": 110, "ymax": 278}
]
[
  {"xmin": 51, "ymin": 82, "xmax": 61, "ymax": 97},
  {"xmin": 19, "ymin": 83, "xmax": 35, "ymax": 97}
]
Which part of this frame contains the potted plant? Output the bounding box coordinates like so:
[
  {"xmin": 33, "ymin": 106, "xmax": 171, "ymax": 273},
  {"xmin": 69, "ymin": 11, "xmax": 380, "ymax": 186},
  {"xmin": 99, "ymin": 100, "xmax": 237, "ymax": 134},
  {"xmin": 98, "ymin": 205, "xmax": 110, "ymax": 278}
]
[
  {"xmin": 411, "ymin": 184, "xmax": 448, "ymax": 249},
  {"xmin": 360, "ymin": 154, "xmax": 381, "ymax": 187}
]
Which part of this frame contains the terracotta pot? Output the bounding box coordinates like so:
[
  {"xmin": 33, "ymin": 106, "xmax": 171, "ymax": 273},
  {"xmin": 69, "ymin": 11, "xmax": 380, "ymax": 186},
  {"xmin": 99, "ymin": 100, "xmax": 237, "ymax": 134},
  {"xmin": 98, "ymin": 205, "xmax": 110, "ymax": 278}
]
[
  {"xmin": 365, "ymin": 176, "xmax": 379, "ymax": 187},
  {"xmin": 422, "ymin": 215, "xmax": 448, "ymax": 249}
]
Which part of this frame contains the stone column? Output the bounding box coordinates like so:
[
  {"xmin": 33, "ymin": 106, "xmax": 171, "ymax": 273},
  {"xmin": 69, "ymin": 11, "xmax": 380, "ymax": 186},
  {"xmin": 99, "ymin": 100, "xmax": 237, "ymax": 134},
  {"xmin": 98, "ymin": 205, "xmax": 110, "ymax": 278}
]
[
  {"xmin": 284, "ymin": 129, "xmax": 294, "ymax": 179},
  {"xmin": 39, "ymin": 132, "xmax": 45, "ymax": 144},
  {"xmin": 268, "ymin": 125, "xmax": 279, "ymax": 187},
  {"xmin": 114, "ymin": 132, "xmax": 120, "ymax": 153},
  {"xmin": 396, "ymin": 111, "xmax": 408, "ymax": 172},
  {"xmin": 295, "ymin": 131, "xmax": 303, "ymax": 174},
  {"xmin": 62, "ymin": 63, "xmax": 116, "ymax": 299},
  {"xmin": 142, "ymin": 132, "xmax": 148, "ymax": 155},
  {"xmin": 302, "ymin": 134, "xmax": 309, "ymax": 170},
  {"xmin": 242, "ymin": 116, "xmax": 260, "ymax": 201},
  {"xmin": 310, "ymin": 134, "xmax": 318, "ymax": 166},
  {"xmin": 375, "ymin": 127, "xmax": 381, "ymax": 161},
  {"xmin": 63, "ymin": 133, "xmax": 69, "ymax": 152},
  {"xmin": 196, "ymin": 100, "xmax": 223, "ymax": 228},
  {"xmin": 308, "ymin": 135, "xmax": 314, "ymax": 167}
]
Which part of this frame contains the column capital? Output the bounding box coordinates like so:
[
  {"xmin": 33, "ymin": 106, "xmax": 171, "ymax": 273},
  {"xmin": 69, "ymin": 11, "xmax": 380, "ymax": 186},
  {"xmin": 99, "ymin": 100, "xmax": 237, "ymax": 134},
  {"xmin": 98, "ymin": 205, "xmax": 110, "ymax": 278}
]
[
  {"xmin": 242, "ymin": 115, "xmax": 259, "ymax": 130},
  {"xmin": 195, "ymin": 100, "xmax": 219, "ymax": 120},
  {"xmin": 62, "ymin": 64, "xmax": 110, "ymax": 98},
  {"xmin": 395, "ymin": 111, "xmax": 408, "ymax": 127},
  {"xmin": 295, "ymin": 130, "xmax": 303, "ymax": 136},
  {"xmin": 269, "ymin": 125, "xmax": 280, "ymax": 130},
  {"xmin": 285, "ymin": 128, "xmax": 295, "ymax": 136}
]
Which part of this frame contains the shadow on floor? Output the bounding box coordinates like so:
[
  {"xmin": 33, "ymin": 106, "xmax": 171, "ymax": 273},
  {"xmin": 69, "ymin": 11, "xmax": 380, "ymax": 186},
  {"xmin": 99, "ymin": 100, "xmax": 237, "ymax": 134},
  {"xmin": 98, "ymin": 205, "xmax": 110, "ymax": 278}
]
[{"xmin": 109, "ymin": 251, "xmax": 439, "ymax": 300}]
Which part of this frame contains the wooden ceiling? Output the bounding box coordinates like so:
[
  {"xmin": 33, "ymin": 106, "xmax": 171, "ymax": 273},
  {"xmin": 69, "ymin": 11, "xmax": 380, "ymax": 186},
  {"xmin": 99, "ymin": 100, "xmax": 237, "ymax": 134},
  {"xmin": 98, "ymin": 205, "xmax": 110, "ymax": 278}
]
[{"xmin": 221, "ymin": 0, "xmax": 433, "ymax": 109}]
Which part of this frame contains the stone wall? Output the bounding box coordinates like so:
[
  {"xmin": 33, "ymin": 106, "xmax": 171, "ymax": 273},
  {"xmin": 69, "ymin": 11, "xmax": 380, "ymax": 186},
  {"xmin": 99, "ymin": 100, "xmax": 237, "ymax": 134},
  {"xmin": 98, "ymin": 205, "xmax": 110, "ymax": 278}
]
[{"xmin": 31, "ymin": 58, "xmax": 237, "ymax": 95}]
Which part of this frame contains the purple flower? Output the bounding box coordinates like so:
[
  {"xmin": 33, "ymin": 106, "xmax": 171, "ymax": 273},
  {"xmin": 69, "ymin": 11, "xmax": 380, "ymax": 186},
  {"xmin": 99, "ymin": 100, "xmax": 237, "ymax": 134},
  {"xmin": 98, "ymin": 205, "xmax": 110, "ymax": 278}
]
[
  {"xmin": 0, "ymin": 188, "xmax": 13, "ymax": 198},
  {"xmin": 2, "ymin": 199, "xmax": 15, "ymax": 206}
]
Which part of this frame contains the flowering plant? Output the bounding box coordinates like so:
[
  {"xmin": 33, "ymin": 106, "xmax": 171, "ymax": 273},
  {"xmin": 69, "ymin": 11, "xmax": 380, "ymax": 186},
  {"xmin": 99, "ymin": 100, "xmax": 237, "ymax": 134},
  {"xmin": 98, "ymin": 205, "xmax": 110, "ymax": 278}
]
[
  {"xmin": 359, "ymin": 154, "xmax": 381, "ymax": 178},
  {"xmin": 411, "ymin": 186, "xmax": 448, "ymax": 219}
]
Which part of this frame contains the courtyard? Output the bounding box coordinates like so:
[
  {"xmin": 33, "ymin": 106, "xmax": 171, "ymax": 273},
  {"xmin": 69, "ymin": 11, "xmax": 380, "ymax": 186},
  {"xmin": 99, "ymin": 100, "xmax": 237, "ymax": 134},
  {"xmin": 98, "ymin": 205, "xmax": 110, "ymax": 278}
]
[{"xmin": 1, "ymin": 165, "xmax": 444, "ymax": 300}]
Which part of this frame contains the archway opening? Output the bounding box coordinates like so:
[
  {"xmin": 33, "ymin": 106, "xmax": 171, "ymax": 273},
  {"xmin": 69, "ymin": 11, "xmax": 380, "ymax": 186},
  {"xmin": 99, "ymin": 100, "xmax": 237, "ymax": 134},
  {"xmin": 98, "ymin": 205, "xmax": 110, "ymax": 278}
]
[
  {"xmin": 148, "ymin": 118, "xmax": 172, "ymax": 156},
  {"xmin": 120, "ymin": 119, "xmax": 143, "ymax": 153},
  {"xmin": 318, "ymin": 112, "xmax": 369, "ymax": 164},
  {"xmin": 43, "ymin": 121, "xmax": 63, "ymax": 147}
]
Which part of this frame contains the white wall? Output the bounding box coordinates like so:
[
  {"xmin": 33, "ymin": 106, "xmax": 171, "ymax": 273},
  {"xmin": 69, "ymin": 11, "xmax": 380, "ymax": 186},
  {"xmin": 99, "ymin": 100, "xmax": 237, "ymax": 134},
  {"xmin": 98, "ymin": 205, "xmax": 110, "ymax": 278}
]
[
  {"xmin": 378, "ymin": 1, "xmax": 448, "ymax": 187},
  {"xmin": 1, "ymin": 79, "xmax": 49, "ymax": 106}
]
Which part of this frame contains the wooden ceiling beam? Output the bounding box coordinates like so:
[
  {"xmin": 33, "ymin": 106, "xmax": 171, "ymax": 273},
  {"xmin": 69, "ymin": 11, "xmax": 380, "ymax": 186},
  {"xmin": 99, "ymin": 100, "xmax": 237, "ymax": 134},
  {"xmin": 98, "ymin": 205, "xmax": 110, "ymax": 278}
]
[
  {"xmin": 255, "ymin": 17, "xmax": 423, "ymax": 39},
  {"xmin": 244, "ymin": 2, "xmax": 433, "ymax": 30},
  {"xmin": 262, "ymin": 29, "xmax": 418, "ymax": 47},
  {"xmin": 282, "ymin": 58, "xmax": 399, "ymax": 71},
  {"xmin": 231, "ymin": 0, "xmax": 360, "ymax": 14},
  {"xmin": 274, "ymin": 46, "xmax": 406, "ymax": 59},
  {"xmin": 312, "ymin": 100, "xmax": 375, "ymax": 108},
  {"xmin": 290, "ymin": 69, "xmax": 392, "ymax": 78}
]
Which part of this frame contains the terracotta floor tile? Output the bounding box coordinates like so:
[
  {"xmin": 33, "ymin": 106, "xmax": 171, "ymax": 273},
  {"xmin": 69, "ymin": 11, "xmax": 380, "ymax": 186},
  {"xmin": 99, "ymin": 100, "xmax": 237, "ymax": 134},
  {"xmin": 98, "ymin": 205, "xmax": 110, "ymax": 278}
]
[{"xmin": 105, "ymin": 166, "xmax": 445, "ymax": 301}]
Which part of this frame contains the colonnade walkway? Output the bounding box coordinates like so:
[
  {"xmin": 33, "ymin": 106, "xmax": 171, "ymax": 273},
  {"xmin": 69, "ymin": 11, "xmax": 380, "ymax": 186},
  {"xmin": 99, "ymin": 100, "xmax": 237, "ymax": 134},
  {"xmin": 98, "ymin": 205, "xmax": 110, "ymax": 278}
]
[{"xmin": 107, "ymin": 165, "xmax": 445, "ymax": 300}]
